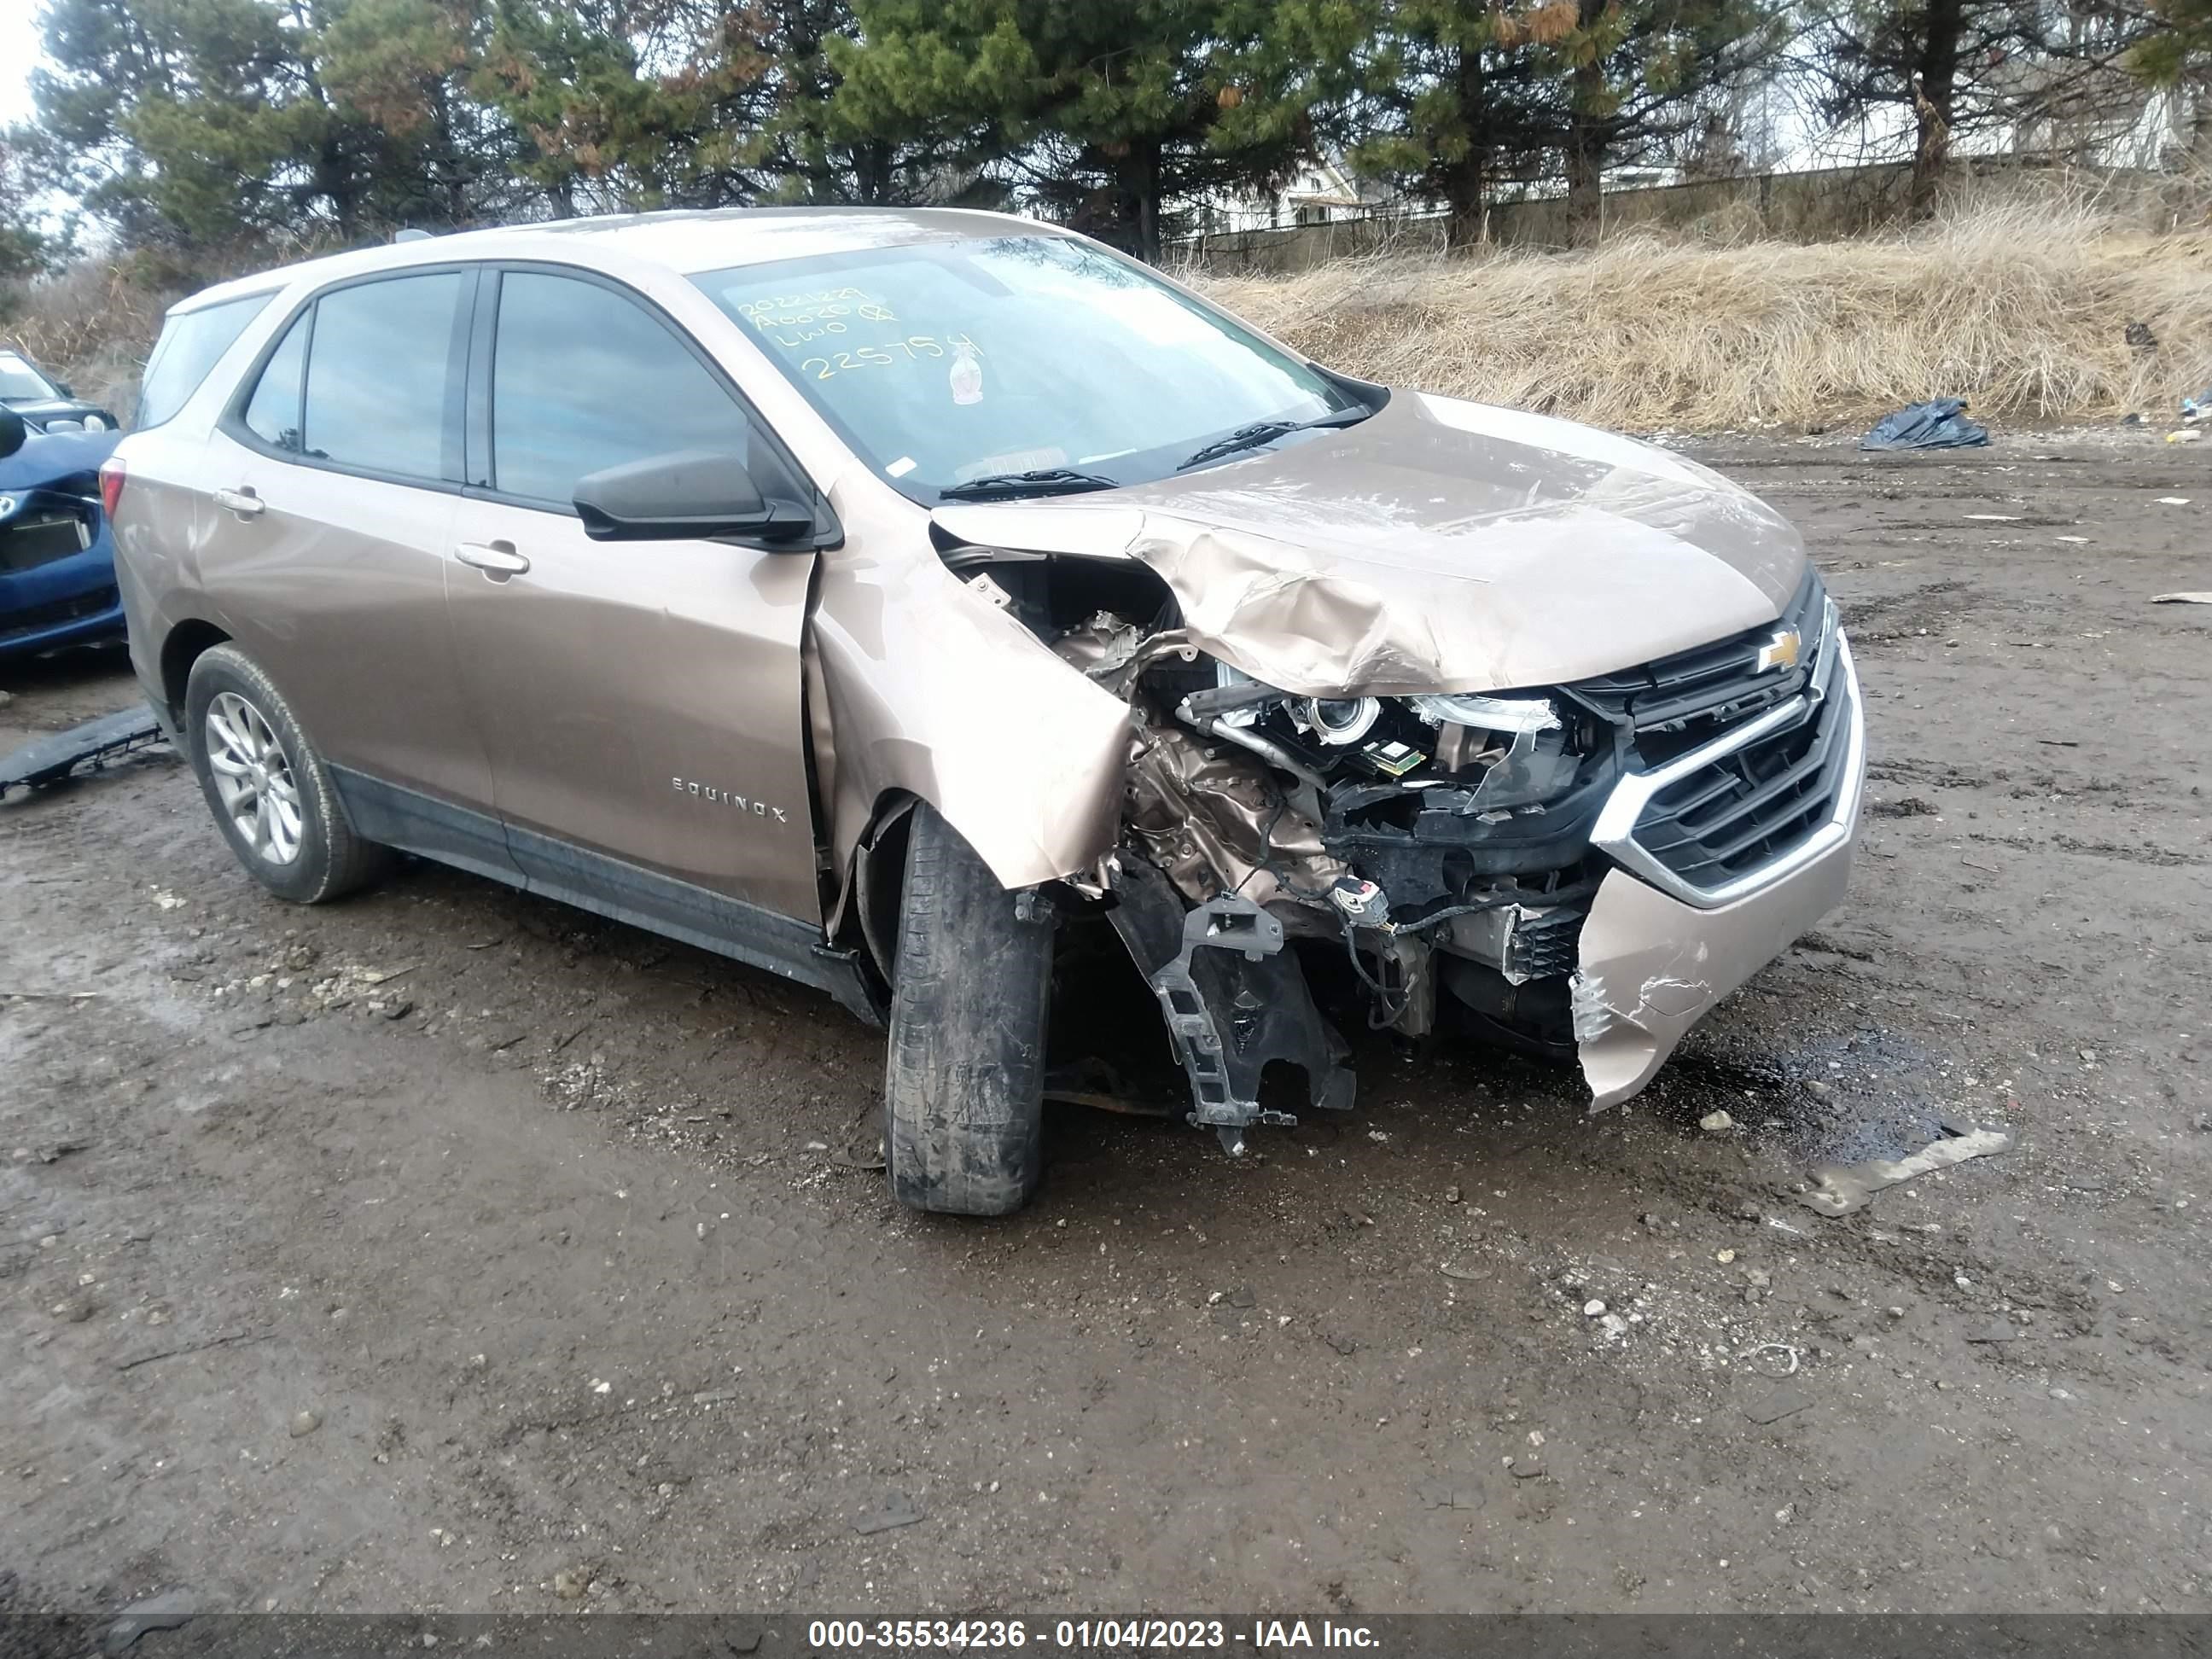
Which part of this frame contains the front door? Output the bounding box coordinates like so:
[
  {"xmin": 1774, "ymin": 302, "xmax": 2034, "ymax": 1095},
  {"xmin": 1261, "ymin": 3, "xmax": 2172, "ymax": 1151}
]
[{"xmin": 444, "ymin": 266, "xmax": 824, "ymax": 927}]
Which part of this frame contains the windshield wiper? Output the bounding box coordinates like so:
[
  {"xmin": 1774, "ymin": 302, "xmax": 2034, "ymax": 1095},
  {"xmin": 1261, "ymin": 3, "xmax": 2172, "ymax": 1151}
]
[
  {"xmin": 1176, "ymin": 407, "xmax": 1371, "ymax": 472},
  {"xmin": 936, "ymin": 469, "xmax": 1121, "ymax": 502}
]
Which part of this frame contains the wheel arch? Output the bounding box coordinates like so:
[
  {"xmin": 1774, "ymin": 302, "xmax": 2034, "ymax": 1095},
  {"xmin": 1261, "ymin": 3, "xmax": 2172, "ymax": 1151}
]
[
  {"xmin": 836, "ymin": 789, "xmax": 921, "ymax": 1000},
  {"xmin": 160, "ymin": 618, "xmax": 233, "ymax": 727}
]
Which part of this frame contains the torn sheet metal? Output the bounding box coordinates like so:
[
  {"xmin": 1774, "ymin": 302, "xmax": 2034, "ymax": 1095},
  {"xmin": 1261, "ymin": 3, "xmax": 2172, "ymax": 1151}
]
[
  {"xmin": 0, "ymin": 707, "xmax": 166, "ymax": 800},
  {"xmin": 1121, "ymin": 719, "xmax": 1345, "ymax": 913},
  {"xmin": 1574, "ymin": 830, "xmax": 1854, "ymax": 1109},
  {"xmin": 932, "ymin": 391, "xmax": 1807, "ymax": 697},
  {"xmin": 1105, "ymin": 857, "xmax": 1354, "ymax": 1150},
  {"xmin": 1799, "ymin": 1126, "xmax": 2015, "ymax": 1216}
]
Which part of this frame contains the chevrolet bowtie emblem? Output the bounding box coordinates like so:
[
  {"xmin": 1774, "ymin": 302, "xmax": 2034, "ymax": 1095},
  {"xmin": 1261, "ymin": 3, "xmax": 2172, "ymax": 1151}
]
[{"xmin": 1755, "ymin": 627, "xmax": 1802, "ymax": 672}]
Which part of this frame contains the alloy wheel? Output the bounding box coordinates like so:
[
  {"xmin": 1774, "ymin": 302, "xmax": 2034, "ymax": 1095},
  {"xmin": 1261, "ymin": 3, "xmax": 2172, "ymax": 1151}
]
[{"xmin": 204, "ymin": 690, "xmax": 305, "ymax": 865}]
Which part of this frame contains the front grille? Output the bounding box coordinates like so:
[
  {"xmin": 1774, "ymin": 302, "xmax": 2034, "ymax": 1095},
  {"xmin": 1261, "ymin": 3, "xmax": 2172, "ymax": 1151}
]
[
  {"xmin": 1627, "ymin": 652, "xmax": 1855, "ymax": 888},
  {"xmin": 0, "ymin": 585, "xmax": 118, "ymax": 642},
  {"xmin": 1506, "ymin": 905, "xmax": 1585, "ymax": 980},
  {"xmin": 1574, "ymin": 568, "xmax": 1830, "ymax": 739}
]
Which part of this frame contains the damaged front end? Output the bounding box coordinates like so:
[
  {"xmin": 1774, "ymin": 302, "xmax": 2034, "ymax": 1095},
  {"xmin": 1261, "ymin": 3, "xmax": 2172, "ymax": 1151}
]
[{"xmin": 936, "ymin": 541, "xmax": 1862, "ymax": 1150}]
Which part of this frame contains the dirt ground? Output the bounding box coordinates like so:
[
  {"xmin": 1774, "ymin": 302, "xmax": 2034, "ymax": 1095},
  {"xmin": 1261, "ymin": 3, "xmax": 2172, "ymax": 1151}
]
[{"xmin": 2, "ymin": 431, "xmax": 2208, "ymax": 1619}]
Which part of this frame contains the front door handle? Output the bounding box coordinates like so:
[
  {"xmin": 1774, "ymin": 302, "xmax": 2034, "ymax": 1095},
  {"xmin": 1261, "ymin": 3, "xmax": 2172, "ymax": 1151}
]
[
  {"xmin": 455, "ymin": 541, "xmax": 531, "ymax": 578},
  {"xmin": 212, "ymin": 487, "xmax": 265, "ymax": 520}
]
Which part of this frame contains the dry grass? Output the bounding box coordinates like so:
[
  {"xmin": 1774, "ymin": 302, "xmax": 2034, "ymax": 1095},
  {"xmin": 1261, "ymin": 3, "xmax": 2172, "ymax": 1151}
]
[
  {"xmin": 2, "ymin": 261, "xmax": 176, "ymax": 417},
  {"xmin": 1193, "ymin": 196, "xmax": 2212, "ymax": 432}
]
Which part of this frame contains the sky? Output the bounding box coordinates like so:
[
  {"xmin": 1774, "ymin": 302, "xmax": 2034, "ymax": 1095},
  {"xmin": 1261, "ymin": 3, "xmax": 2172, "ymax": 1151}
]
[{"xmin": 2, "ymin": 3, "xmax": 41, "ymax": 126}]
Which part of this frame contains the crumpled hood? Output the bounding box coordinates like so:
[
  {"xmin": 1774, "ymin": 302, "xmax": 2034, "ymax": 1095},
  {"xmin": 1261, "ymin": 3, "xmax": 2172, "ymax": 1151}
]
[{"xmin": 931, "ymin": 392, "xmax": 1807, "ymax": 696}]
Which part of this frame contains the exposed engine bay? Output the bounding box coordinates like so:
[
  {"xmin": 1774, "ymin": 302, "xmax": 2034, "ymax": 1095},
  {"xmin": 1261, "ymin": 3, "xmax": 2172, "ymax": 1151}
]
[
  {"xmin": 925, "ymin": 512, "xmax": 1864, "ymax": 1150},
  {"xmin": 1062, "ymin": 605, "xmax": 1614, "ymax": 1141},
  {"xmin": 935, "ymin": 538, "xmax": 1847, "ymax": 1152}
]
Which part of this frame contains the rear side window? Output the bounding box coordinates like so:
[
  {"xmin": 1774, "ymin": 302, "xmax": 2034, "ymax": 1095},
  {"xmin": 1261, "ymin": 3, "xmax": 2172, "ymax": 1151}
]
[
  {"xmin": 300, "ymin": 272, "xmax": 468, "ymax": 480},
  {"xmin": 489, "ymin": 271, "xmax": 750, "ymax": 505},
  {"xmin": 242, "ymin": 311, "xmax": 309, "ymax": 451},
  {"xmin": 137, "ymin": 293, "xmax": 271, "ymax": 429}
]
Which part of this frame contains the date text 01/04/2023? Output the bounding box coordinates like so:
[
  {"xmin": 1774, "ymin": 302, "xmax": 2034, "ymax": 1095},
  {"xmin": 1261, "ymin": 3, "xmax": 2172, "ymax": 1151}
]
[{"xmin": 804, "ymin": 1618, "xmax": 1383, "ymax": 1651}]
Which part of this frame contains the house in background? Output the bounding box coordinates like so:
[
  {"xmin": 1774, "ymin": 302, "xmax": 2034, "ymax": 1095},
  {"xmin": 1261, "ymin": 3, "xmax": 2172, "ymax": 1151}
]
[{"xmin": 1187, "ymin": 153, "xmax": 1390, "ymax": 234}]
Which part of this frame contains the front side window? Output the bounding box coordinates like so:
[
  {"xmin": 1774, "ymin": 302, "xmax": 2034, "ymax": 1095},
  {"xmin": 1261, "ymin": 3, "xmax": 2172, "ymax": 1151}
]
[
  {"xmin": 0, "ymin": 351, "xmax": 59, "ymax": 401},
  {"xmin": 300, "ymin": 272, "xmax": 467, "ymax": 480},
  {"xmin": 690, "ymin": 236, "xmax": 1359, "ymax": 500},
  {"xmin": 488, "ymin": 271, "xmax": 752, "ymax": 506},
  {"xmin": 137, "ymin": 292, "xmax": 272, "ymax": 430}
]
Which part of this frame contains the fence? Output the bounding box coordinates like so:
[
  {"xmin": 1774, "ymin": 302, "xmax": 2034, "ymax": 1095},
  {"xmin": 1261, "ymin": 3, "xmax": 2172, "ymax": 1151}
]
[{"xmin": 1173, "ymin": 157, "xmax": 2172, "ymax": 272}]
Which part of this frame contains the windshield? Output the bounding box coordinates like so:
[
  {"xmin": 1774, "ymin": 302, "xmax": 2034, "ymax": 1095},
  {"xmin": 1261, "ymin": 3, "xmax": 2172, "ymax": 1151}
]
[
  {"xmin": 0, "ymin": 352, "xmax": 59, "ymax": 402},
  {"xmin": 692, "ymin": 235, "xmax": 1361, "ymax": 501}
]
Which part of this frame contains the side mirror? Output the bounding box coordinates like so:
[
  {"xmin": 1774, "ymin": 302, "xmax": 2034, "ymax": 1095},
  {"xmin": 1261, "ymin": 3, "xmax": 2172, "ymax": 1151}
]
[
  {"xmin": 54, "ymin": 380, "xmax": 74, "ymax": 398},
  {"xmin": 0, "ymin": 406, "xmax": 23, "ymax": 460},
  {"xmin": 573, "ymin": 450, "xmax": 814, "ymax": 546}
]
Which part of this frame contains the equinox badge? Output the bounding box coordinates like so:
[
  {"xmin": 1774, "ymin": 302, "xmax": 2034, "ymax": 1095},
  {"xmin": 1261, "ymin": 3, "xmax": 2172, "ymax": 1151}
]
[
  {"xmin": 1755, "ymin": 627, "xmax": 1802, "ymax": 672},
  {"xmin": 672, "ymin": 776, "xmax": 790, "ymax": 824}
]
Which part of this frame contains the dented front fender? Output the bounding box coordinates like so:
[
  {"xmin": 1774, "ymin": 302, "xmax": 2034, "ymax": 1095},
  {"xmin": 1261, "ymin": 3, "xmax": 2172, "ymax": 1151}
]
[{"xmin": 812, "ymin": 543, "xmax": 1128, "ymax": 894}]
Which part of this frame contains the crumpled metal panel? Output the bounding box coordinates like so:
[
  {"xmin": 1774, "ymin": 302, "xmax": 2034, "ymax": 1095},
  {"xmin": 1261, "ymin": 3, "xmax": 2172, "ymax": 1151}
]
[
  {"xmin": 932, "ymin": 392, "xmax": 1807, "ymax": 698},
  {"xmin": 811, "ymin": 548, "xmax": 1130, "ymax": 891},
  {"xmin": 1121, "ymin": 720, "xmax": 1345, "ymax": 913},
  {"xmin": 1573, "ymin": 832, "xmax": 1854, "ymax": 1109}
]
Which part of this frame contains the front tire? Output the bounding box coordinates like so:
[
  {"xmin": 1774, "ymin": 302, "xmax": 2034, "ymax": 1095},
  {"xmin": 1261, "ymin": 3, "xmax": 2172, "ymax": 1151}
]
[
  {"xmin": 183, "ymin": 644, "xmax": 390, "ymax": 904},
  {"xmin": 883, "ymin": 803, "xmax": 1054, "ymax": 1215}
]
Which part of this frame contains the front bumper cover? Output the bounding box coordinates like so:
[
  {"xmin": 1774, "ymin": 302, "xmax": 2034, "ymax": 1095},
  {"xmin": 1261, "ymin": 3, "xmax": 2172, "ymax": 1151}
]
[{"xmin": 1574, "ymin": 633, "xmax": 1866, "ymax": 1107}]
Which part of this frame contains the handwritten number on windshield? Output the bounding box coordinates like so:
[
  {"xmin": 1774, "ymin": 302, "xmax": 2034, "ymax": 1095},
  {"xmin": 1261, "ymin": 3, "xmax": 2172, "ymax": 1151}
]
[{"xmin": 800, "ymin": 335, "xmax": 982, "ymax": 381}]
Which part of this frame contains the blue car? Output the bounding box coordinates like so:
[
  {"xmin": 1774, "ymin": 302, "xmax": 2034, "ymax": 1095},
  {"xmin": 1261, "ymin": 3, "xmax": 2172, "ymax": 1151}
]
[{"xmin": 0, "ymin": 421, "xmax": 125, "ymax": 658}]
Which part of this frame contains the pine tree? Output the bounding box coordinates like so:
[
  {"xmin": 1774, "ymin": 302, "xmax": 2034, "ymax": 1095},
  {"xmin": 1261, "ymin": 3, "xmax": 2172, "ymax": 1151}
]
[{"xmin": 829, "ymin": 0, "xmax": 1308, "ymax": 260}]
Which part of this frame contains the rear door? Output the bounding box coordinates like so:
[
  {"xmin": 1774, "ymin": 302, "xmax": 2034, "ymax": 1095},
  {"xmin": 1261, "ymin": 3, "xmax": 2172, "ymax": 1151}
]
[
  {"xmin": 445, "ymin": 265, "xmax": 824, "ymax": 926},
  {"xmin": 201, "ymin": 266, "xmax": 513, "ymax": 878}
]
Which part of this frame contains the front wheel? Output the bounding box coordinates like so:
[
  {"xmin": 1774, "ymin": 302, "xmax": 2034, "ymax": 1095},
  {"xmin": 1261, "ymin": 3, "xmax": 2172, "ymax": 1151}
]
[
  {"xmin": 883, "ymin": 803, "xmax": 1054, "ymax": 1215},
  {"xmin": 183, "ymin": 644, "xmax": 391, "ymax": 904}
]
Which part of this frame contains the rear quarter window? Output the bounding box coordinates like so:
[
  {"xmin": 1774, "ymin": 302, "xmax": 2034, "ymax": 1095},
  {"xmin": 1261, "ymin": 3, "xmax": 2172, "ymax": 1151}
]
[{"xmin": 137, "ymin": 293, "xmax": 274, "ymax": 430}]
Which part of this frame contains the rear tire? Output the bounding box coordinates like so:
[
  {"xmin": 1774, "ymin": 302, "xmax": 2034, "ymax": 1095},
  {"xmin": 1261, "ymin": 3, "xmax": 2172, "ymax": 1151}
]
[
  {"xmin": 883, "ymin": 803, "xmax": 1054, "ymax": 1215},
  {"xmin": 183, "ymin": 644, "xmax": 391, "ymax": 904}
]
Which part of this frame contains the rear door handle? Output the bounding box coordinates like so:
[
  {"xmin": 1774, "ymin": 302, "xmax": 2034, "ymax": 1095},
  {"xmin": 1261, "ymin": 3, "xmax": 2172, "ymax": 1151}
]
[
  {"xmin": 455, "ymin": 541, "xmax": 531, "ymax": 578},
  {"xmin": 212, "ymin": 487, "xmax": 265, "ymax": 520}
]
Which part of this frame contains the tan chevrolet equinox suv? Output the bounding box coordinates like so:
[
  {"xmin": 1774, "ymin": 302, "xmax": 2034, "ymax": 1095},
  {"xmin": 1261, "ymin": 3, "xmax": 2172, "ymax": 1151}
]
[{"xmin": 108, "ymin": 207, "xmax": 1865, "ymax": 1214}]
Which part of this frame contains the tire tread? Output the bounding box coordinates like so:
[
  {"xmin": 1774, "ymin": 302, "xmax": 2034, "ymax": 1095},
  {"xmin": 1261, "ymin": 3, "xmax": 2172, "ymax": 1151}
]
[{"xmin": 883, "ymin": 803, "xmax": 1052, "ymax": 1215}]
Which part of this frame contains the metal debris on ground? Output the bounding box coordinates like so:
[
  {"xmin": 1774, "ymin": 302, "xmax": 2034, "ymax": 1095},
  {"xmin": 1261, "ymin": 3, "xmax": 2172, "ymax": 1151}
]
[
  {"xmin": 851, "ymin": 1492, "xmax": 927, "ymax": 1535},
  {"xmin": 1799, "ymin": 1123, "xmax": 2014, "ymax": 1216},
  {"xmin": 2151, "ymin": 592, "xmax": 2212, "ymax": 605},
  {"xmin": 0, "ymin": 707, "xmax": 167, "ymax": 800},
  {"xmin": 1860, "ymin": 398, "xmax": 1990, "ymax": 451}
]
